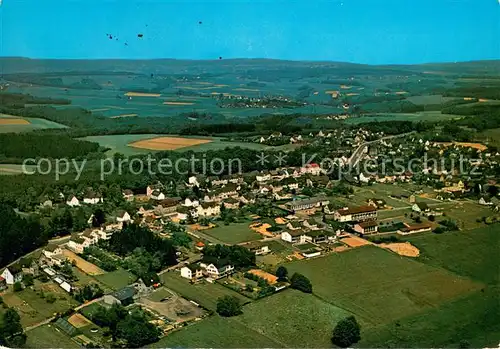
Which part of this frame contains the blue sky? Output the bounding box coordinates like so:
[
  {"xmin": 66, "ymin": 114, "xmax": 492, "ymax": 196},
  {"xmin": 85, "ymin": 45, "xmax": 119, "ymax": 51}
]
[{"xmin": 0, "ymin": 0, "xmax": 499, "ymax": 64}]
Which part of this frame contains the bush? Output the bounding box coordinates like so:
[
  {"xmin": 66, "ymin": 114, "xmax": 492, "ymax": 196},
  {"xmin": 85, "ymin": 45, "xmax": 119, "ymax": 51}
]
[
  {"xmin": 46, "ymin": 293, "xmax": 57, "ymax": 304},
  {"xmin": 433, "ymin": 227, "xmax": 445, "ymax": 234},
  {"xmin": 290, "ymin": 273, "xmax": 312, "ymax": 293},
  {"xmin": 331, "ymin": 316, "xmax": 361, "ymax": 348},
  {"xmin": 13, "ymin": 282, "xmax": 23, "ymax": 292},
  {"xmin": 216, "ymin": 296, "xmax": 242, "ymax": 317}
]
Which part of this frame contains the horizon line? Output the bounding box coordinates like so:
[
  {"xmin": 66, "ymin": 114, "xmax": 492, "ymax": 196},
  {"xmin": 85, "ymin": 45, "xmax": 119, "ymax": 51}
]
[{"xmin": 1, "ymin": 56, "xmax": 499, "ymax": 67}]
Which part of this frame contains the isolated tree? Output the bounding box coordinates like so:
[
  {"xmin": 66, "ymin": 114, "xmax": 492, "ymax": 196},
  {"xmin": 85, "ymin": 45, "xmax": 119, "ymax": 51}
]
[
  {"xmin": 290, "ymin": 273, "xmax": 312, "ymax": 293},
  {"xmin": 0, "ymin": 308, "xmax": 26, "ymax": 347},
  {"xmin": 216, "ymin": 296, "xmax": 242, "ymax": 317},
  {"xmin": 276, "ymin": 266, "xmax": 288, "ymax": 282},
  {"xmin": 331, "ymin": 316, "xmax": 361, "ymax": 348}
]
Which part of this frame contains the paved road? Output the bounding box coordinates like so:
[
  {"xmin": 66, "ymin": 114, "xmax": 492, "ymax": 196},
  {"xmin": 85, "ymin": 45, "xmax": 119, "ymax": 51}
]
[{"xmin": 347, "ymin": 132, "xmax": 415, "ymax": 168}]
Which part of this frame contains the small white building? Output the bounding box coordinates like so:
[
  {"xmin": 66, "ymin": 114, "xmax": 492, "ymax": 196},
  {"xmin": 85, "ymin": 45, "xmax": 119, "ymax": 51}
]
[{"xmin": 66, "ymin": 196, "xmax": 80, "ymax": 207}]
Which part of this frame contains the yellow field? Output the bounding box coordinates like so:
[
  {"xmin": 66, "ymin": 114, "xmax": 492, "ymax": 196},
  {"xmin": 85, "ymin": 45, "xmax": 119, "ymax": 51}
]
[
  {"xmin": 68, "ymin": 313, "xmax": 93, "ymax": 328},
  {"xmin": 129, "ymin": 136, "xmax": 212, "ymax": 150},
  {"xmin": 163, "ymin": 102, "xmax": 195, "ymax": 106},
  {"xmin": 62, "ymin": 249, "xmax": 105, "ymax": 275},
  {"xmin": 0, "ymin": 118, "xmax": 30, "ymax": 125},
  {"xmin": 436, "ymin": 142, "xmax": 488, "ymax": 151},
  {"xmin": 124, "ymin": 92, "xmax": 161, "ymax": 97}
]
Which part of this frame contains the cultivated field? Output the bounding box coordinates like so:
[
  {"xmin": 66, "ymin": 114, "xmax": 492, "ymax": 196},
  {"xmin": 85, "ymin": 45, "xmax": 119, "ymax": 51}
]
[
  {"xmin": 124, "ymin": 92, "xmax": 161, "ymax": 97},
  {"xmin": 0, "ymin": 115, "xmax": 67, "ymax": 133},
  {"xmin": 62, "ymin": 249, "xmax": 105, "ymax": 275},
  {"xmin": 285, "ymin": 246, "xmax": 481, "ymax": 325},
  {"xmin": 68, "ymin": 313, "xmax": 92, "ymax": 328},
  {"xmin": 203, "ymin": 222, "xmax": 262, "ymax": 244},
  {"xmin": 159, "ymin": 272, "xmax": 250, "ymax": 311},
  {"xmin": 0, "ymin": 118, "xmax": 30, "ymax": 125},
  {"xmin": 128, "ymin": 136, "xmax": 213, "ymax": 151}
]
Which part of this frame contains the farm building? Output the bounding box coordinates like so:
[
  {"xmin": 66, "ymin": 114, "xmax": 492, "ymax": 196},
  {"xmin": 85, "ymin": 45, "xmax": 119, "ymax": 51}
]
[
  {"xmin": 397, "ymin": 223, "xmax": 433, "ymax": 235},
  {"xmin": 104, "ymin": 286, "xmax": 136, "ymax": 306},
  {"xmin": 354, "ymin": 221, "xmax": 379, "ymax": 235}
]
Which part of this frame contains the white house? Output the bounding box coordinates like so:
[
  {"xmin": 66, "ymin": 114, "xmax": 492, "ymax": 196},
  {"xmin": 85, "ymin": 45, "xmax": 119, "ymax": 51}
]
[
  {"xmin": 150, "ymin": 190, "xmax": 166, "ymax": 201},
  {"xmin": 182, "ymin": 197, "xmax": 200, "ymax": 208},
  {"xmin": 116, "ymin": 211, "xmax": 132, "ymax": 223},
  {"xmin": 1, "ymin": 265, "xmax": 23, "ymax": 285},
  {"xmin": 200, "ymin": 262, "xmax": 234, "ymax": 279},
  {"xmin": 197, "ymin": 202, "xmax": 221, "ymax": 217},
  {"xmin": 180, "ymin": 264, "xmax": 204, "ymax": 281},
  {"xmin": 281, "ymin": 230, "xmax": 307, "ymax": 244},
  {"xmin": 66, "ymin": 196, "xmax": 80, "ymax": 207}
]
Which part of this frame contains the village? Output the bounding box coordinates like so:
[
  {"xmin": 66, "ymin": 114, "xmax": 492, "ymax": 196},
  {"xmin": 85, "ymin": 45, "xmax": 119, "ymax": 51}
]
[{"xmin": 0, "ymin": 128, "xmax": 499, "ymax": 348}]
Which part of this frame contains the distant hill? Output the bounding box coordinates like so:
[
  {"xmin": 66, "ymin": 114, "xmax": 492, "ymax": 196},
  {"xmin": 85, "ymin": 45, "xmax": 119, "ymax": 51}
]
[{"xmin": 0, "ymin": 57, "xmax": 498, "ymax": 75}]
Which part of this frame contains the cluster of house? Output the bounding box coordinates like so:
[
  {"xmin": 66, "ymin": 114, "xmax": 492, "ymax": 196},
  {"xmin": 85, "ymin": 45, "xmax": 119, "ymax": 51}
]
[
  {"xmin": 0, "ymin": 247, "xmax": 74, "ymax": 294},
  {"xmin": 137, "ymin": 164, "xmax": 330, "ymax": 223}
]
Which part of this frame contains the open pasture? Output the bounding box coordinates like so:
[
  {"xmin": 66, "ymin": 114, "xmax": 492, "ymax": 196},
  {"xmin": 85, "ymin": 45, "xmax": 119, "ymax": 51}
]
[
  {"xmin": 203, "ymin": 222, "xmax": 262, "ymax": 244},
  {"xmin": 129, "ymin": 136, "xmax": 212, "ymax": 150},
  {"xmin": 151, "ymin": 315, "xmax": 283, "ymax": 348},
  {"xmin": 236, "ymin": 289, "xmax": 354, "ymax": 348},
  {"xmin": 285, "ymin": 246, "xmax": 481, "ymax": 325},
  {"xmin": 442, "ymin": 201, "xmax": 495, "ymax": 230},
  {"xmin": 159, "ymin": 272, "xmax": 250, "ymax": 311}
]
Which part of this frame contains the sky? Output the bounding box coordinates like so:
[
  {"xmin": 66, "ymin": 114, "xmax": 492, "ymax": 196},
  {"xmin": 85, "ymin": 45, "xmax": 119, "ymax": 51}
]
[{"xmin": 0, "ymin": 0, "xmax": 499, "ymax": 64}]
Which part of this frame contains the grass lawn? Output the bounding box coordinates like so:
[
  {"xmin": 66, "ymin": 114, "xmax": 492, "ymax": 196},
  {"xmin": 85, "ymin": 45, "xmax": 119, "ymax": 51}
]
[
  {"xmin": 442, "ymin": 201, "xmax": 495, "ymax": 230},
  {"xmin": 159, "ymin": 272, "xmax": 250, "ymax": 311},
  {"xmin": 94, "ymin": 268, "xmax": 136, "ymax": 290},
  {"xmin": 285, "ymin": 246, "xmax": 481, "ymax": 326},
  {"xmin": 26, "ymin": 324, "xmax": 80, "ymax": 349},
  {"xmin": 237, "ymin": 289, "xmax": 353, "ymax": 348},
  {"xmin": 78, "ymin": 302, "xmax": 103, "ymax": 320},
  {"xmin": 203, "ymin": 222, "xmax": 262, "ymax": 244},
  {"xmin": 150, "ymin": 315, "xmax": 284, "ymax": 348}
]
